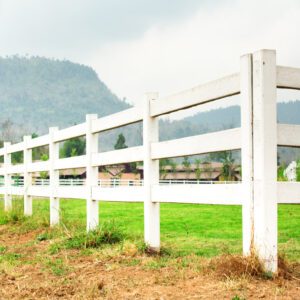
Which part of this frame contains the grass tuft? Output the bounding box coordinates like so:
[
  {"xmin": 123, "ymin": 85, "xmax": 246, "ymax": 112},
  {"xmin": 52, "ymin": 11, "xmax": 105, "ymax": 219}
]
[
  {"xmin": 51, "ymin": 220, "xmax": 125, "ymax": 252},
  {"xmin": 0, "ymin": 199, "xmax": 49, "ymax": 232},
  {"xmin": 0, "ymin": 205, "xmax": 26, "ymax": 225}
]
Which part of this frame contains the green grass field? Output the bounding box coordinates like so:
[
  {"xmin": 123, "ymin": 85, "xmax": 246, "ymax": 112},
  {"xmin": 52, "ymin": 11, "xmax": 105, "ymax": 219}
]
[{"xmin": 0, "ymin": 197, "xmax": 299, "ymax": 261}]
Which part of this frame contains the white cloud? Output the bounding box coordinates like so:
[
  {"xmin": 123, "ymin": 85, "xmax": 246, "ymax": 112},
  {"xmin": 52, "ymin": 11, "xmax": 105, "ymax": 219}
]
[
  {"xmin": 0, "ymin": 0, "xmax": 203, "ymax": 60},
  {"xmin": 90, "ymin": 0, "xmax": 300, "ymax": 108},
  {"xmin": 1, "ymin": 0, "xmax": 299, "ymax": 117}
]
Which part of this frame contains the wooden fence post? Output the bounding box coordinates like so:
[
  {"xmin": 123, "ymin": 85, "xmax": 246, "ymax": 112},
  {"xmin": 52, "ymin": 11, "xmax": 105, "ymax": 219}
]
[
  {"xmin": 252, "ymin": 50, "xmax": 278, "ymax": 273},
  {"xmin": 23, "ymin": 135, "xmax": 32, "ymax": 215},
  {"xmin": 49, "ymin": 127, "xmax": 60, "ymax": 226},
  {"xmin": 4, "ymin": 142, "xmax": 12, "ymax": 211},
  {"xmin": 241, "ymin": 53, "xmax": 254, "ymax": 256},
  {"xmin": 143, "ymin": 92, "xmax": 160, "ymax": 250},
  {"xmin": 86, "ymin": 114, "xmax": 99, "ymax": 231}
]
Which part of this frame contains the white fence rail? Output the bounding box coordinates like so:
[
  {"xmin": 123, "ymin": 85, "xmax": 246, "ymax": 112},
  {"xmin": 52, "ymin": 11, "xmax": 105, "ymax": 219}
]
[
  {"xmin": 0, "ymin": 50, "xmax": 299, "ymax": 273},
  {"xmin": 1, "ymin": 178, "xmax": 239, "ymax": 187}
]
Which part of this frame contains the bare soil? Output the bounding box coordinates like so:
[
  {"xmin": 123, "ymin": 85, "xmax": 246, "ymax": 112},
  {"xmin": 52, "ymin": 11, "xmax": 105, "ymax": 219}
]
[{"xmin": 0, "ymin": 226, "xmax": 299, "ymax": 300}]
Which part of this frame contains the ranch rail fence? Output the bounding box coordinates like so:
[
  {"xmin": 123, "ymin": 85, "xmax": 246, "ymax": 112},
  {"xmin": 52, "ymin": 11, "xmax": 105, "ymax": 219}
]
[{"xmin": 0, "ymin": 50, "xmax": 300, "ymax": 273}]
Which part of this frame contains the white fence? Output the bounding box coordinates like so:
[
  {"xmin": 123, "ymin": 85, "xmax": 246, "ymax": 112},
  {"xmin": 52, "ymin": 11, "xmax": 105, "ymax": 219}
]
[{"xmin": 0, "ymin": 49, "xmax": 300, "ymax": 272}]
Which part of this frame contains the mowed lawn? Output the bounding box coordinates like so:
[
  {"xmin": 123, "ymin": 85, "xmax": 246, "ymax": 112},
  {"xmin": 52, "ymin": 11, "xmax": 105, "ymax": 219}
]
[{"xmin": 1, "ymin": 197, "xmax": 299, "ymax": 261}]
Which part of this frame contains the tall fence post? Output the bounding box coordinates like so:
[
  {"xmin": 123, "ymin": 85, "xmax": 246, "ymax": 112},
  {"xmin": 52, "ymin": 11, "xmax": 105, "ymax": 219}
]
[
  {"xmin": 4, "ymin": 142, "xmax": 12, "ymax": 211},
  {"xmin": 23, "ymin": 135, "xmax": 32, "ymax": 215},
  {"xmin": 241, "ymin": 53, "xmax": 254, "ymax": 256},
  {"xmin": 252, "ymin": 50, "xmax": 278, "ymax": 272},
  {"xmin": 143, "ymin": 92, "xmax": 160, "ymax": 250},
  {"xmin": 86, "ymin": 114, "xmax": 99, "ymax": 231},
  {"xmin": 49, "ymin": 127, "xmax": 60, "ymax": 226}
]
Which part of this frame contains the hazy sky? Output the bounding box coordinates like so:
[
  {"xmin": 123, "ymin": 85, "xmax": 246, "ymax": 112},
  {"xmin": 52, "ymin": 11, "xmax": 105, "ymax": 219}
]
[{"xmin": 1, "ymin": 0, "xmax": 300, "ymax": 106}]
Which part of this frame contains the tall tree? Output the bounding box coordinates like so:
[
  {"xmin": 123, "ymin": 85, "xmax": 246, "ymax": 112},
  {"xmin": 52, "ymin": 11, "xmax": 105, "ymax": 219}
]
[
  {"xmin": 159, "ymin": 158, "xmax": 171, "ymax": 180},
  {"xmin": 114, "ymin": 133, "xmax": 128, "ymax": 150},
  {"xmin": 182, "ymin": 156, "xmax": 191, "ymax": 179},
  {"xmin": 220, "ymin": 151, "xmax": 235, "ymax": 181},
  {"xmin": 60, "ymin": 137, "xmax": 86, "ymax": 158},
  {"xmin": 195, "ymin": 159, "xmax": 202, "ymax": 181}
]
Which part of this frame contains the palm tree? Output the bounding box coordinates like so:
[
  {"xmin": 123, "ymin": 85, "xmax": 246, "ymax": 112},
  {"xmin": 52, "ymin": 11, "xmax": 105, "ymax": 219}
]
[
  {"xmin": 195, "ymin": 159, "xmax": 202, "ymax": 181},
  {"xmin": 170, "ymin": 160, "xmax": 177, "ymax": 179},
  {"xmin": 182, "ymin": 157, "xmax": 191, "ymax": 179},
  {"xmin": 159, "ymin": 158, "xmax": 170, "ymax": 180},
  {"xmin": 220, "ymin": 151, "xmax": 235, "ymax": 181}
]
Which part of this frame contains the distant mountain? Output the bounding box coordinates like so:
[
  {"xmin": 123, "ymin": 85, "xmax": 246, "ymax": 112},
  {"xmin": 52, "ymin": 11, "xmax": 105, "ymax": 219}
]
[
  {"xmin": 160, "ymin": 101, "xmax": 300, "ymax": 142},
  {"xmin": 0, "ymin": 56, "xmax": 129, "ymax": 134},
  {"xmin": 0, "ymin": 56, "xmax": 299, "ymax": 164},
  {"xmin": 100, "ymin": 102, "xmax": 300, "ymax": 160}
]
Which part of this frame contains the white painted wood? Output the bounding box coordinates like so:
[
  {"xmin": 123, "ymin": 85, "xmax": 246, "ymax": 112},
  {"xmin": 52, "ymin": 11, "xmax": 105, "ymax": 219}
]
[
  {"xmin": 150, "ymin": 73, "xmax": 240, "ymax": 117},
  {"xmin": 27, "ymin": 161, "xmax": 50, "ymax": 173},
  {"xmin": 92, "ymin": 186, "xmax": 144, "ymax": 202},
  {"xmin": 277, "ymin": 124, "xmax": 300, "ymax": 147},
  {"xmin": 10, "ymin": 187, "xmax": 25, "ymax": 196},
  {"xmin": 53, "ymin": 123, "xmax": 86, "ymax": 142},
  {"xmin": 240, "ymin": 54, "xmax": 254, "ymax": 256},
  {"xmin": 143, "ymin": 92, "xmax": 160, "ymax": 250},
  {"xmin": 23, "ymin": 136, "xmax": 32, "ymax": 216},
  {"xmin": 277, "ymin": 66, "xmax": 300, "ymax": 89},
  {"xmin": 56, "ymin": 186, "xmax": 86, "ymax": 199},
  {"xmin": 92, "ymin": 107, "xmax": 143, "ymax": 133},
  {"xmin": 151, "ymin": 128, "xmax": 241, "ymax": 160},
  {"xmin": 277, "ymin": 182, "xmax": 300, "ymax": 203},
  {"xmin": 92, "ymin": 146, "xmax": 144, "ymax": 166},
  {"xmin": 49, "ymin": 127, "xmax": 60, "ymax": 226},
  {"xmin": 7, "ymin": 164, "xmax": 25, "ymax": 174},
  {"xmin": 55, "ymin": 155, "xmax": 86, "ymax": 170},
  {"xmin": 252, "ymin": 50, "xmax": 278, "ymax": 273},
  {"xmin": 7, "ymin": 141, "xmax": 24, "ymax": 154},
  {"xmin": 152, "ymin": 184, "xmax": 243, "ymax": 204},
  {"xmin": 86, "ymin": 114, "xmax": 99, "ymax": 231},
  {"xmin": 0, "ymin": 148, "xmax": 5, "ymax": 156},
  {"xmin": 28, "ymin": 135, "xmax": 49, "ymax": 149},
  {"xmin": 4, "ymin": 142, "xmax": 12, "ymax": 211},
  {"xmin": 28, "ymin": 186, "xmax": 51, "ymax": 198}
]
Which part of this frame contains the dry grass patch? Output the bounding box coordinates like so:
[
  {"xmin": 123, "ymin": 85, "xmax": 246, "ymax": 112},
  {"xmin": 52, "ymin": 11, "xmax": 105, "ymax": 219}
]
[{"xmin": 207, "ymin": 253, "xmax": 300, "ymax": 281}]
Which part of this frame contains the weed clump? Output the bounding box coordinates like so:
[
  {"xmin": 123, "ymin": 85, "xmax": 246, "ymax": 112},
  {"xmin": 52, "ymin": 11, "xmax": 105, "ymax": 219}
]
[
  {"xmin": 0, "ymin": 206, "xmax": 26, "ymax": 225},
  {"xmin": 0, "ymin": 199, "xmax": 49, "ymax": 231},
  {"xmin": 54, "ymin": 221, "xmax": 125, "ymax": 251}
]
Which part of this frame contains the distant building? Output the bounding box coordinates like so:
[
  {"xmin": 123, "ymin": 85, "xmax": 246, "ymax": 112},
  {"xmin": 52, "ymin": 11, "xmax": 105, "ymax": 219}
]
[
  {"xmin": 0, "ymin": 161, "xmax": 241, "ymax": 185},
  {"xmin": 138, "ymin": 161, "xmax": 241, "ymax": 182}
]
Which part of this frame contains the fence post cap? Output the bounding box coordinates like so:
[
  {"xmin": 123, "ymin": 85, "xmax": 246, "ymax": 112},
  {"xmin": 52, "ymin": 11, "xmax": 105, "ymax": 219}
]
[
  {"xmin": 86, "ymin": 114, "xmax": 98, "ymax": 121},
  {"xmin": 23, "ymin": 135, "xmax": 32, "ymax": 141},
  {"xmin": 49, "ymin": 127, "xmax": 59, "ymax": 134},
  {"xmin": 144, "ymin": 92, "xmax": 159, "ymax": 100}
]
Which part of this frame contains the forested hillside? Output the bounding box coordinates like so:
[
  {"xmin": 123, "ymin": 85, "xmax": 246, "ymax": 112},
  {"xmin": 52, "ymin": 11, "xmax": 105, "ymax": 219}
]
[
  {"xmin": 0, "ymin": 56, "xmax": 129, "ymax": 135},
  {"xmin": 0, "ymin": 56, "xmax": 299, "ymax": 164}
]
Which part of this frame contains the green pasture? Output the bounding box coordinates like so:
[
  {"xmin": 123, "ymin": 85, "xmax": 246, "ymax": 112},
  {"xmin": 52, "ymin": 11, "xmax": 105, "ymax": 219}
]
[{"xmin": 0, "ymin": 197, "xmax": 299, "ymax": 260}]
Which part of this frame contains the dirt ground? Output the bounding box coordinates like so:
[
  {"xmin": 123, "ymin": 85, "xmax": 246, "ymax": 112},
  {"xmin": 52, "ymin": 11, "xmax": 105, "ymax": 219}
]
[{"xmin": 0, "ymin": 226, "xmax": 299, "ymax": 300}]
